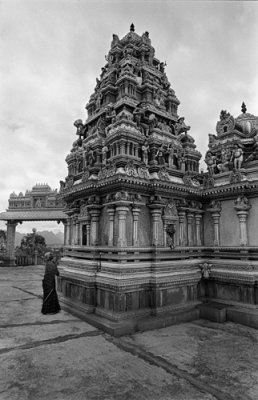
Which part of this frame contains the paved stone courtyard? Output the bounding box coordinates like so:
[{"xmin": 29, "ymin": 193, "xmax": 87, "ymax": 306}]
[{"xmin": 0, "ymin": 266, "xmax": 258, "ymax": 400}]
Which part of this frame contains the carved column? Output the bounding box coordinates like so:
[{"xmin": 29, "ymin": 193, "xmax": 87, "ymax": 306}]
[
  {"xmin": 5, "ymin": 221, "xmax": 18, "ymax": 266},
  {"xmin": 85, "ymin": 221, "xmax": 91, "ymax": 245},
  {"xmin": 81, "ymin": 211, "xmax": 91, "ymax": 246},
  {"xmin": 211, "ymin": 212, "xmax": 220, "ymax": 246},
  {"xmin": 195, "ymin": 213, "xmax": 203, "ymax": 246},
  {"xmin": 178, "ymin": 210, "xmax": 186, "ymax": 246},
  {"xmin": 132, "ymin": 207, "xmax": 141, "ymax": 246},
  {"xmin": 116, "ymin": 205, "xmax": 129, "ymax": 247},
  {"xmin": 207, "ymin": 202, "xmax": 221, "ymax": 247},
  {"xmin": 67, "ymin": 217, "xmax": 72, "ymax": 245},
  {"xmin": 72, "ymin": 217, "xmax": 78, "ymax": 245},
  {"xmin": 234, "ymin": 197, "xmax": 251, "ymax": 246},
  {"xmin": 63, "ymin": 221, "xmax": 68, "ymax": 245},
  {"xmin": 186, "ymin": 212, "xmax": 194, "ymax": 246},
  {"xmin": 149, "ymin": 205, "xmax": 163, "ymax": 246},
  {"xmin": 89, "ymin": 207, "xmax": 101, "ymax": 246},
  {"xmin": 76, "ymin": 221, "xmax": 81, "ymax": 245},
  {"xmin": 107, "ymin": 206, "xmax": 115, "ymax": 246}
]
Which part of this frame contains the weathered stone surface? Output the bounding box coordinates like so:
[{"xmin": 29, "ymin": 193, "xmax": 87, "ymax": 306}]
[{"xmin": 1, "ymin": 266, "xmax": 258, "ymax": 400}]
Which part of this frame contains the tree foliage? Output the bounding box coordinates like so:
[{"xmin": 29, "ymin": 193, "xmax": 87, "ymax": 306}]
[{"xmin": 19, "ymin": 232, "xmax": 47, "ymax": 256}]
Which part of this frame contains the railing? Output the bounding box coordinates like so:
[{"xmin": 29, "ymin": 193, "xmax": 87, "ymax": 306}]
[
  {"xmin": 15, "ymin": 255, "xmax": 45, "ymax": 266},
  {"xmin": 62, "ymin": 245, "xmax": 258, "ymax": 263}
]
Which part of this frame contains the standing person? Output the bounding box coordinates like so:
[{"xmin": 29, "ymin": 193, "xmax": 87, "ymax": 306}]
[{"xmin": 41, "ymin": 252, "xmax": 61, "ymax": 315}]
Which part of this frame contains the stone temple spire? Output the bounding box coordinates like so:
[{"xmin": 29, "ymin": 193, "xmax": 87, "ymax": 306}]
[{"xmin": 130, "ymin": 23, "xmax": 135, "ymax": 32}]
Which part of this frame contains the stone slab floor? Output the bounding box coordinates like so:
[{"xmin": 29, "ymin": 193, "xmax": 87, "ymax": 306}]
[{"xmin": 0, "ymin": 266, "xmax": 258, "ymax": 400}]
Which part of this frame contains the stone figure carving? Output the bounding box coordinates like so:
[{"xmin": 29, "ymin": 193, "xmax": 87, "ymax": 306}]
[
  {"xmin": 205, "ymin": 151, "xmax": 217, "ymax": 174},
  {"xmin": 174, "ymin": 117, "xmax": 190, "ymax": 136},
  {"xmin": 234, "ymin": 195, "xmax": 249, "ymax": 208},
  {"xmin": 159, "ymin": 61, "xmax": 166, "ymax": 73},
  {"xmin": 177, "ymin": 150, "xmax": 186, "ymax": 172},
  {"xmin": 133, "ymin": 105, "xmax": 144, "ymax": 126},
  {"xmin": 148, "ymin": 113, "xmax": 157, "ymax": 131},
  {"xmin": 141, "ymin": 31, "xmax": 151, "ymax": 45},
  {"xmin": 141, "ymin": 141, "xmax": 149, "ymax": 165},
  {"xmin": 111, "ymin": 34, "xmax": 120, "ymax": 47},
  {"xmin": 208, "ymin": 134, "xmax": 218, "ymax": 149},
  {"xmin": 35, "ymin": 198, "xmax": 42, "ymax": 208},
  {"xmin": 167, "ymin": 144, "xmax": 174, "ymax": 168},
  {"xmin": 156, "ymin": 144, "xmax": 166, "ymax": 165},
  {"xmin": 230, "ymin": 144, "xmax": 243, "ymax": 169},
  {"xmin": 166, "ymin": 224, "xmax": 175, "ymax": 249},
  {"xmin": 199, "ymin": 263, "xmax": 212, "ymax": 279},
  {"xmin": 74, "ymin": 119, "xmax": 84, "ymax": 137},
  {"xmin": 87, "ymin": 147, "xmax": 95, "ymax": 167},
  {"xmin": 217, "ymin": 148, "xmax": 231, "ymax": 173},
  {"xmin": 102, "ymin": 145, "xmax": 108, "ymax": 165},
  {"xmin": 208, "ymin": 200, "xmax": 221, "ymax": 210},
  {"xmin": 95, "ymin": 91, "xmax": 102, "ymax": 110},
  {"xmin": 153, "ymin": 88, "xmax": 165, "ymax": 108},
  {"xmin": 125, "ymin": 160, "xmax": 138, "ymax": 177},
  {"xmin": 164, "ymin": 200, "xmax": 177, "ymax": 217},
  {"xmin": 59, "ymin": 180, "xmax": 65, "ymax": 191}
]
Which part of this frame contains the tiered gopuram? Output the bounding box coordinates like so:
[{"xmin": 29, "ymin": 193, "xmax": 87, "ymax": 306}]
[{"xmin": 58, "ymin": 25, "xmax": 258, "ymax": 335}]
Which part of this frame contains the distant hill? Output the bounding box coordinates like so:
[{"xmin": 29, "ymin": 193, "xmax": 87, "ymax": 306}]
[{"xmin": 15, "ymin": 231, "xmax": 64, "ymax": 247}]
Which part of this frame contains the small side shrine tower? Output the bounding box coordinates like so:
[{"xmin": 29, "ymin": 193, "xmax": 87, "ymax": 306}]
[{"xmin": 58, "ymin": 26, "xmax": 258, "ymax": 335}]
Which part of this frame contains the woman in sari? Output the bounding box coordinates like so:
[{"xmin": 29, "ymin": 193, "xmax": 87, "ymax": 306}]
[{"xmin": 41, "ymin": 252, "xmax": 61, "ymax": 315}]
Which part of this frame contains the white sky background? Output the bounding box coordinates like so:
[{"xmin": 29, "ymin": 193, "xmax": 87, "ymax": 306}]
[{"xmin": 0, "ymin": 0, "xmax": 258, "ymax": 233}]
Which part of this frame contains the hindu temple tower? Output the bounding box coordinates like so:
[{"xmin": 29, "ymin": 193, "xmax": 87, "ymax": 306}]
[{"xmin": 58, "ymin": 25, "xmax": 258, "ymax": 335}]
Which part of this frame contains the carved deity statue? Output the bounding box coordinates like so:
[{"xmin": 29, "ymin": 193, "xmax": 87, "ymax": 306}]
[
  {"xmin": 167, "ymin": 144, "xmax": 174, "ymax": 167},
  {"xmin": 74, "ymin": 119, "xmax": 84, "ymax": 137},
  {"xmin": 230, "ymin": 144, "xmax": 243, "ymax": 169},
  {"xmin": 205, "ymin": 151, "xmax": 217, "ymax": 174},
  {"xmin": 102, "ymin": 145, "xmax": 108, "ymax": 166},
  {"xmin": 87, "ymin": 147, "xmax": 95, "ymax": 167},
  {"xmin": 141, "ymin": 141, "xmax": 149, "ymax": 165},
  {"xmin": 174, "ymin": 117, "xmax": 190, "ymax": 136},
  {"xmin": 177, "ymin": 150, "xmax": 186, "ymax": 172},
  {"xmin": 166, "ymin": 224, "xmax": 175, "ymax": 249},
  {"xmin": 217, "ymin": 148, "xmax": 231, "ymax": 173},
  {"xmin": 156, "ymin": 144, "xmax": 166, "ymax": 165}
]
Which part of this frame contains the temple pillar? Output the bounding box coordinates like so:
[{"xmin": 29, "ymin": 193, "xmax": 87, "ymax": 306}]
[
  {"xmin": 85, "ymin": 219, "xmax": 91, "ymax": 246},
  {"xmin": 207, "ymin": 202, "xmax": 222, "ymax": 247},
  {"xmin": 195, "ymin": 213, "xmax": 202, "ymax": 246},
  {"xmin": 234, "ymin": 197, "xmax": 251, "ymax": 246},
  {"xmin": 72, "ymin": 217, "xmax": 78, "ymax": 245},
  {"xmin": 67, "ymin": 217, "xmax": 72, "ymax": 245},
  {"xmin": 107, "ymin": 207, "xmax": 115, "ymax": 246},
  {"xmin": 178, "ymin": 211, "xmax": 186, "ymax": 246},
  {"xmin": 186, "ymin": 212, "xmax": 194, "ymax": 246},
  {"xmin": 149, "ymin": 206, "xmax": 163, "ymax": 246},
  {"xmin": 236, "ymin": 211, "xmax": 249, "ymax": 246},
  {"xmin": 63, "ymin": 221, "xmax": 68, "ymax": 245},
  {"xmin": 89, "ymin": 207, "xmax": 101, "ymax": 246},
  {"xmin": 132, "ymin": 207, "xmax": 141, "ymax": 246},
  {"xmin": 211, "ymin": 212, "xmax": 221, "ymax": 246},
  {"xmin": 116, "ymin": 205, "xmax": 129, "ymax": 247},
  {"xmin": 5, "ymin": 221, "xmax": 18, "ymax": 266},
  {"xmin": 76, "ymin": 221, "xmax": 81, "ymax": 245}
]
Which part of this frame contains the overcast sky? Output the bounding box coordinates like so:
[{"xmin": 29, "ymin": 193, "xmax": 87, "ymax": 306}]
[{"xmin": 1, "ymin": 0, "xmax": 258, "ymax": 233}]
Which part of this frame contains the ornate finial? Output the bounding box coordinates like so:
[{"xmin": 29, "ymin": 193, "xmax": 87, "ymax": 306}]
[
  {"xmin": 130, "ymin": 23, "xmax": 135, "ymax": 32},
  {"xmin": 241, "ymin": 102, "xmax": 247, "ymax": 114}
]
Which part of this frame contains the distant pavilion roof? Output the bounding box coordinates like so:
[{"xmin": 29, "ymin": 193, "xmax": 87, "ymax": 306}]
[{"xmin": 0, "ymin": 209, "xmax": 68, "ymax": 221}]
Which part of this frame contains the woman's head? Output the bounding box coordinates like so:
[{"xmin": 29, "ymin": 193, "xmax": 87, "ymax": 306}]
[{"xmin": 45, "ymin": 252, "xmax": 53, "ymax": 261}]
